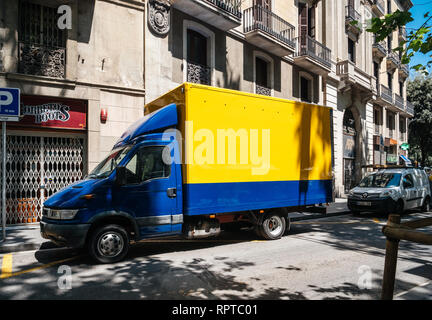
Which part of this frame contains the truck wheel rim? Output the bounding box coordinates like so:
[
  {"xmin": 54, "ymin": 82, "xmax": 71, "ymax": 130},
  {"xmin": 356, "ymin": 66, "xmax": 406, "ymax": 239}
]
[
  {"xmin": 97, "ymin": 232, "xmax": 124, "ymax": 258},
  {"xmin": 265, "ymin": 216, "xmax": 283, "ymax": 237}
]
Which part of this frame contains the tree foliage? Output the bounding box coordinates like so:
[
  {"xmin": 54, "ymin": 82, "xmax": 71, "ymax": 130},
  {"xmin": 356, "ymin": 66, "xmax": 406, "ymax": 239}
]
[
  {"xmin": 407, "ymin": 76, "xmax": 432, "ymax": 166},
  {"xmin": 367, "ymin": 9, "xmax": 432, "ymax": 74}
]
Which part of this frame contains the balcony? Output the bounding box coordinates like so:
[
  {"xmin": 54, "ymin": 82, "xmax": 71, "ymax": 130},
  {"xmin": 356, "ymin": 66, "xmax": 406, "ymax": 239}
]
[
  {"xmin": 171, "ymin": 0, "xmax": 242, "ymax": 31},
  {"xmin": 372, "ymin": 37, "xmax": 387, "ymax": 59},
  {"xmin": 337, "ymin": 60, "xmax": 375, "ymax": 94},
  {"xmin": 18, "ymin": 42, "xmax": 65, "ymax": 78},
  {"xmin": 394, "ymin": 93, "xmax": 405, "ymax": 112},
  {"xmin": 399, "ymin": 27, "xmax": 407, "ymax": 41},
  {"xmin": 187, "ymin": 61, "xmax": 211, "ymax": 85},
  {"xmin": 406, "ymin": 101, "xmax": 415, "ymax": 117},
  {"xmin": 255, "ymin": 84, "xmax": 271, "ymax": 96},
  {"xmin": 243, "ymin": 5, "xmax": 296, "ymax": 57},
  {"xmin": 399, "ymin": 63, "xmax": 409, "ymax": 78},
  {"xmin": 372, "ymin": 0, "xmax": 385, "ymax": 16},
  {"xmin": 345, "ymin": 5, "xmax": 362, "ymax": 37},
  {"xmin": 387, "ymin": 51, "xmax": 400, "ymax": 70},
  {"xmin": 293, "ymin": 35, "xmax": 331, "ymax": 75},
  {"xmin": 376, "ymin": 84, "xmax": 393, "ymax": 106}
]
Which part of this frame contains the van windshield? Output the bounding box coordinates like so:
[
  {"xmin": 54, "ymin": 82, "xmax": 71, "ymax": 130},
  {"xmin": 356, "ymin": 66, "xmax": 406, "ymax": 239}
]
[
  {"xmin": 88, "ymin": 146, "xmax": 132, "ymax": 179},
  {"xmin": 358, "ymin": 173, "xmax": 402, "ymax": 188}
]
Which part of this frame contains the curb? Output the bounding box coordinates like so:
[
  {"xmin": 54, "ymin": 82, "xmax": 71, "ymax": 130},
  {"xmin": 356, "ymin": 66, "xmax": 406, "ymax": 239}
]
[
  {"xmin": 0, "ymin": 243, "xmax": 41, "ymax": 254},
  {"xmin": 290, "ymin": 210, "xmax": 352, "ymax": 222}
]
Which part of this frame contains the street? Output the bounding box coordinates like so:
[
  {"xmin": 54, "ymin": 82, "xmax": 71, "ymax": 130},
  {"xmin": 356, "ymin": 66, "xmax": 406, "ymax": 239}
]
[{"xmin": 1, "ymin": 211, "xmax": 431, "ymax": 300}]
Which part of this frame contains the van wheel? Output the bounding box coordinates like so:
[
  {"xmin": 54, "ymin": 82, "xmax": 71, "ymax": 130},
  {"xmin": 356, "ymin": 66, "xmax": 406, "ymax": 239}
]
[
  {"xmin": 421, "ymin": 197, "xmax": 431, "ymax": 212},
  {"xmin": 88, "ymin": 224, "xmax": 129, "ymax": 264},
  {"xmin": 395, "ymin": 200, "xmax": 404, "ymax": 215},
  {"xmin": 257, "ymin": 213, "xmax": 286, "ymax": 240}
]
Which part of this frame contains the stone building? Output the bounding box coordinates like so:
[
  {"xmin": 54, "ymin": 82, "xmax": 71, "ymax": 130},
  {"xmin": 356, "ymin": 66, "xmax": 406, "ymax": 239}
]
[
  {"xmin": 0, "ymin": 0, "xmax": 146, "ymax": 224},
  {"xmin": 0, "ymin": 0, "xmax": 413, "ymax": 224},
  {"xmin": 146, "ymin": 0, "xmax": 413, "ymax": 197}
]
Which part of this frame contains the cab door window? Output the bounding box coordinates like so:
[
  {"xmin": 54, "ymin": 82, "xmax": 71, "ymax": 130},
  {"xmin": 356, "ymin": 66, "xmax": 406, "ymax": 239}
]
[
  {"xmin": 124, "ymin": 146, "xmax": 170, "ymax": 185},
  {"xmin": 402, "ymin": 174, "xmax": 414, "ymax": 189}
]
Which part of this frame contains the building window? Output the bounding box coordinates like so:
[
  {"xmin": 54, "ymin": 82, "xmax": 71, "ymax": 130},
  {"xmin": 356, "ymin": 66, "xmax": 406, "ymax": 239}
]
[
  {"xmin": 348, "ymin": 38, "xmax": 356, "ymax": 63},
  {"xmin": 388, "ymin": 72, "xmax": 393, "ymax": 91},
  {"xmin": 186, "ymin": 29, "xmax": 210, "ymax": 85},
  {"xmin": 387, "ymin": 0, "xmax": 391, "ymax": 14},
  {"xmin": 387, "ymin": 35, "xmax": 392, "ymax": 52},
  {"xmin": 255, "ymin": 57, "xmax": 271, "ymax": 96},
  {"xmin": 254, "ymin": 51, "xmax": 273, "ymax": 96},
  {"xmin": 18, "ymin": 1, "xmax": 66, "ymax": 78},
  {"xmin": 399, "ymin": 81, "xmax": 404, "ymax": 96},
  {"xmin": 308, "ymin": 5, "xmax": 316, "ymax": 38},
  {"xmin": 299, "ymin": 72, "xmax": 313, "ymax": 103}
]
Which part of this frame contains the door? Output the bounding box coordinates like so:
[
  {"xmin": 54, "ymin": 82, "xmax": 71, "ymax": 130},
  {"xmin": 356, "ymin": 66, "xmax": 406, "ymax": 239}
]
[
  {"xmin": 0, "ymin": 133, "xmax": 85, "ymax": 224},
  {"xmin": 402, "ymin": 174, "xmax": 417, "ymax": 209},
  {"xmin": 113, "ymin": 144, "xmax": 180, "ymax": 237}
]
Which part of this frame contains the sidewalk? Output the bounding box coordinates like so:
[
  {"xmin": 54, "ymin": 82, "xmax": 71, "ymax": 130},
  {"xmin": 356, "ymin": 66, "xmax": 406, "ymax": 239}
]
[{"xmin": 0, "ymin": 198, "xmax": 350, "ymax": 254}]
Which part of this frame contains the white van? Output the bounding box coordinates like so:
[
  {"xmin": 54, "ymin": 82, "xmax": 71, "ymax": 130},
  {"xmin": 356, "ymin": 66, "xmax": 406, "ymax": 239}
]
[{"xmin": 347, "ymin": 168, "xmax": 431, "ymax": 214}]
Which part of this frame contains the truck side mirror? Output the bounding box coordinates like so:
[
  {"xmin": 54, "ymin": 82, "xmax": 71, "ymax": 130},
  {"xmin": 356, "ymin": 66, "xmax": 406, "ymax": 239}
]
[{"xmin": 116, "ymin": 166, "xmax": 127, "ymax": 186}]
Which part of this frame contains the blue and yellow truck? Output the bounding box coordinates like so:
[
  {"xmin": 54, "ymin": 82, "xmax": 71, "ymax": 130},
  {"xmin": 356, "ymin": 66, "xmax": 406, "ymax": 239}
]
[{"xmin": 40, "ymin": 83, "xmax": 334, "ymax": 263}]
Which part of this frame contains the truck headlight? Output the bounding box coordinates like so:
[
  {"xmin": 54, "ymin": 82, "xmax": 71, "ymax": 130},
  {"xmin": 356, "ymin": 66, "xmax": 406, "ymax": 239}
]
[
  {"xmin": 44, "ymin": 208, "xmax": 79, "ymax": 220},
  {"xmin": 380, "ymin": 190, "xmax": 395, "ymax": 198}
]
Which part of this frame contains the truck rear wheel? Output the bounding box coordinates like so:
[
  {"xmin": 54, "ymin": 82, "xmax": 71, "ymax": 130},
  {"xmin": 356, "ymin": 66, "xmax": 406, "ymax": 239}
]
[
  {"xmin": 257, "ymin": 213, "xmax": 286, "ymax": 240},
  {"xmin": 88, "ymin": 224, "xmax": 130, "ymax": 264}
]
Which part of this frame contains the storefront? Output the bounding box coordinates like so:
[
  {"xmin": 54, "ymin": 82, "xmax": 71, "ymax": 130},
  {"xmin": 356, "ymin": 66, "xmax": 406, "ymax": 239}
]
[{"xmin": 1, "ymin": 95, "xmax": 87, "ymax": 224}]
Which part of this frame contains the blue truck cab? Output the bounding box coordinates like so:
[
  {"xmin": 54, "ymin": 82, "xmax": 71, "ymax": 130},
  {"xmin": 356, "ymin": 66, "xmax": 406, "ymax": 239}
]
[{"xmin": 41, "ymin": 104, "xmax": 185, "ymax": 263}]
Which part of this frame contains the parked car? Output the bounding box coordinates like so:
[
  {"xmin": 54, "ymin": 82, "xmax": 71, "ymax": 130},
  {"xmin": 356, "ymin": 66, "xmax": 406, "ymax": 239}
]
[{"xmin": 347, "ymin": 168, "xmax": 431, "ymax": 215}]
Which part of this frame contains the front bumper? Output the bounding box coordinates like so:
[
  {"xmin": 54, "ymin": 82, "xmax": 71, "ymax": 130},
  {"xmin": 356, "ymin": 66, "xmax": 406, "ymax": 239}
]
[
  {"xmin": 347, "ymin": 197, "xmax": 396, "ymax": 213},
  {"xmin": 40, "ymin": 221, "xmax": 91, "ymax": 248}
]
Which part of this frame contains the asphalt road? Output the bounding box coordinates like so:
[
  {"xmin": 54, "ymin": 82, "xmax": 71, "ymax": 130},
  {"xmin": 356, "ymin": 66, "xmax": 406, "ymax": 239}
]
[{"xmin": 1, "ymin": 211, "xmax": 431, "ymax": 300}]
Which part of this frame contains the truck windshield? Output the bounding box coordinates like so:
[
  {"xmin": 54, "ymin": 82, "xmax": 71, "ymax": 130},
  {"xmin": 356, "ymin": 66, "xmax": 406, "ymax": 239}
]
[
  {"xmin": 88, "ymin": 146, "xmax": 132, "ymax": 179},
  {"xmin": 358, "ymin": 173, "xmax": 402, "ymax": 188}
]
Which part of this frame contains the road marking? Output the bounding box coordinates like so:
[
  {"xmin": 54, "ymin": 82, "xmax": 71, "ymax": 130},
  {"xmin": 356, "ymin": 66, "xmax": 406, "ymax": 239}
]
[
  {"xmin": 394, "ymin": 280, "xmax": 432, "ymax": 298},
  {"xmin": 292, "ymin": 220, "xmax": 375, "ymax": 225},
  {"xmin": 0, "ymin": 254, "xmax": 13, "ymax": 279},
  {"xmin": 0, "ymin": 255, "xmax": 80, "ymax": 280}
]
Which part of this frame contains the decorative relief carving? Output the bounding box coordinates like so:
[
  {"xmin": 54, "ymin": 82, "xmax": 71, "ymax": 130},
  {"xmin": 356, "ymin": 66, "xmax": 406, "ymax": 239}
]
[{"xmin": 148, "ymin": 0, "xmax": 171, "ymax": 36}]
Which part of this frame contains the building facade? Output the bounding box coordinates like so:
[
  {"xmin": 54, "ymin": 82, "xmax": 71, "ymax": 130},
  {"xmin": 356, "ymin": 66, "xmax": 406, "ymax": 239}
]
[
  {"xmin": 0, "ymin": 0, "xmax": 413, "ymax": 224},
  {"xmin": 0, "ymin": 0, "xmax": 146, "ymax": 224}
]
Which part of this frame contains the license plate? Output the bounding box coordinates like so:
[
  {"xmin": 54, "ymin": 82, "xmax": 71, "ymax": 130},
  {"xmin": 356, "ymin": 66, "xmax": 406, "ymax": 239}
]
[{"xmin": 357, "ymin": 201, "xmax": 371, "ymax": 206}]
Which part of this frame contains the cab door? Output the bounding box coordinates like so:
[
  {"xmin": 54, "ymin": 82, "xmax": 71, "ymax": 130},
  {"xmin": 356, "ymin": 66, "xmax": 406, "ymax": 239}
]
[{"xmin": 113, "ymin": 143, "xmax": 182, "ymax": 237}]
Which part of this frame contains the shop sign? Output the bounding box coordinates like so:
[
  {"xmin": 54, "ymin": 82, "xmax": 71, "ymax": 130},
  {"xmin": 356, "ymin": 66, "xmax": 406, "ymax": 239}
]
[{"xmin": 16, "ymin": 95, "xmax": 87, "ymax": 130}]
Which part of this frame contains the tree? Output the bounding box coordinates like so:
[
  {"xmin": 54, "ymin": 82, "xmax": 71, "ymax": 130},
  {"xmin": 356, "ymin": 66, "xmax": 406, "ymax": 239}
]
[
  {"xmin": 366, "ymin": 8, "xmax": 432, "ymax": 74},
  {"xmin": 407, "ymin": 76, "xmax": 432, "ymax": 166}
]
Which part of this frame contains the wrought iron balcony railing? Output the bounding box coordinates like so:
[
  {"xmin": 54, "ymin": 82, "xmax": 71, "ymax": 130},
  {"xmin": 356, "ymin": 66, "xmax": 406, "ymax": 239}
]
[
  {"xmin": 294, "ymin": 35, "xmax": 331, "ymax": 68},
  {"xmin": 379, "ymin": 84, "xmax": 393, "ymax": 104},
  {"xmin": 394, "ymin": 93, "xmax": 405, "ymax": 110},
  {"xmin": 372, "ymin": 36, "xmax": 387, "ymax": 57},
  {"xmin": 345, "ymin": 5, "xmax": 361, "ymax": 22},
  {"xmin": 243, "ymin": 5, "xmax": 296, "ymax": 49},
  {"xmin": 205, "ymin": 0, "xmax": 242, "ymax": 18},
  {"xmin": 399, "ymin": 26, "xmax": 407, "ymax": 40},
  {"xmin": 255, "ymin": 84, "xmax": 271, "ymax": 96},
  {"xmin": 187, "ymin": 61, "xmax": 211, "ymax": 85},
  {"xmin": 373, "ymin": 0, "xmax": 385, "ymax": 14},
  {"xmin": 387, "ymin": 51, "xmax": 400, "ymax": 68},
  {"xmin": 18, "ymin": 42, "xmax": 65, "ymax": 78},
  {"xmin": 406, "ymin": 101, "xmax": 415, "ymax": 116}
]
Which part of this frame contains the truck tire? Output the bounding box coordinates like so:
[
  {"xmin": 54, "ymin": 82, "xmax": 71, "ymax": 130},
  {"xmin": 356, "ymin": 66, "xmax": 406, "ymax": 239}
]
[
  {"xmin": 88, "ymin": 224, "xmax": 130, "ymax": 264},
  {"xmin": 257, "ymin": 213, "xmax": 286, "ymax": 240}
]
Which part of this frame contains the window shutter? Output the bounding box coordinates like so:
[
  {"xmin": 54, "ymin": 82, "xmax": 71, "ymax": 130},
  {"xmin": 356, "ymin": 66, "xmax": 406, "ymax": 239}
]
[{"xmin": 299, "ymin": 4, "xmax": 308, "ymax": 49}]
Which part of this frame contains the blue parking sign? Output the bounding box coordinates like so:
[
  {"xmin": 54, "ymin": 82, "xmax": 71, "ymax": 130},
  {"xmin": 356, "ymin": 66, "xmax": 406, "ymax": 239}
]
[{"xmin": 0, "ymin": 88, "xmax": 20, "ymax": 121}]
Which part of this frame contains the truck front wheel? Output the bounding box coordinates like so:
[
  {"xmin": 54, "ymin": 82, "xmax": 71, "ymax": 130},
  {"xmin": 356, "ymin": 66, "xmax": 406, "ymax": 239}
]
[
  {"xmin": 257, "ymin": 213, "xmax": 286, "ymax": 240},
  {"xmin": 88, "ymin": 224, "xmax": 130, "ymax": 264}
]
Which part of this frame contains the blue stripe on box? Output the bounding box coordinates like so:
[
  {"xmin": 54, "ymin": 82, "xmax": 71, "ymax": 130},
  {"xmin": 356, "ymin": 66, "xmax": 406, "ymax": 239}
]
[{"xmin": 183, "ymin": 180, "xmax": 333, "ymax": 215}]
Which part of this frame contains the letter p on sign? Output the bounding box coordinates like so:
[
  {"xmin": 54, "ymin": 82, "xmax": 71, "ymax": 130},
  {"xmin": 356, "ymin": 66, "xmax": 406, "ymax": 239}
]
[{"xmin": 0, "ymin": 88, "xmax": 20, "ymax": 121}]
